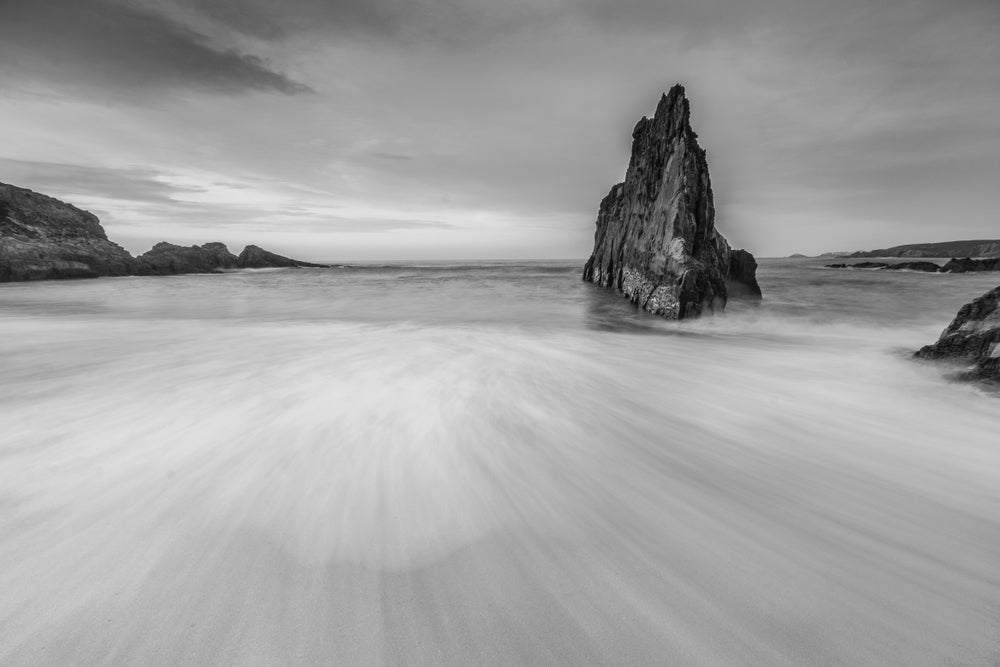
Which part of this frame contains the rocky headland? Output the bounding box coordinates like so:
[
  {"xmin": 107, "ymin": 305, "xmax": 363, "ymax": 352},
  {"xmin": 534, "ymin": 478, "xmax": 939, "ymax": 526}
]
[
  {"xmin": 582, "ymin": 84, "xmax": 760, "ymax": 319},
  {"xmin": 915, "ymin": 285, "xmax": 1000, "ymax": 383},
  {"xmin": 0, "ymin": 182, "xmax": 136, "ymax": 281},
  {"xmin": 822, "ymin": 240, "xmax": 1000, "ymax": 259},
  {"xmin": 0, "ymin": 181, "xmax": 327, "ymax": 282}
]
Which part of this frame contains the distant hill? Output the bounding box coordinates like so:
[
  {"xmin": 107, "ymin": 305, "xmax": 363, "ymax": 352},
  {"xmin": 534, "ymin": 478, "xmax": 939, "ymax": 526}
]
[{"xmin": 826, "ymin": 240, "xmax": 1000, "ymax": 259}]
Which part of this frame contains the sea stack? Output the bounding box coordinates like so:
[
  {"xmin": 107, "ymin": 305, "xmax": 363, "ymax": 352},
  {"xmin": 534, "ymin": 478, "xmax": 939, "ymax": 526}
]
[
  {"xmin": 915, "ymin": 285, "xmax": 1000, "ymax": 382},
  {"xmin": 582, "ymin": 85, "xmax": 760, "ymax": 319}
]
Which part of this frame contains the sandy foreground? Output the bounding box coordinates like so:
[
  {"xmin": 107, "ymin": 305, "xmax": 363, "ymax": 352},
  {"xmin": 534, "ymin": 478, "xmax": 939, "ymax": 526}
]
[{"xmin": 1, "ymin": 313, "xmax": 999, "ymax": 665}]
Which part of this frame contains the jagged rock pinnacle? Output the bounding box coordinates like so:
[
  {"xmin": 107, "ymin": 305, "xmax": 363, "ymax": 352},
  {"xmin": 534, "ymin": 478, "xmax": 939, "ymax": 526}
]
[{"xmin": 582, "ymin": 84, "xmax": 760, "ymax": 319}]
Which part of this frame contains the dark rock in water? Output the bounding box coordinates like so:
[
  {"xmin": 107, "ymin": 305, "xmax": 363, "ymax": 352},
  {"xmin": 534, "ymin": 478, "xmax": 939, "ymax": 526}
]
[
  {"xmin": 237, "ymin": 244, "xmax": 327, "ymax": 269},
  {"xmin": 825, "ymin": 261, "xmax": 941, "ymax": 272},
  {"xmin": 582, "ymin": 84, "xmax": 760, "ymax": 319},
  {"xmin": 135, "ymin": 241, "xmax": 240, "ymax": 275},
  {"xmin": 940, "ymin": 257, "xmax": 1000, "ymax": 273},
  {"xmin": 0, "ymin": 181, "xmax": 135, "ymax": 281},
  {"xmin": 824, "ymin": 261, "xmax": 889, "ymax": 269},
  {"xmin": 727, "ymin": 249, "xmax": 762, "ymax": 298},
  {"xmin": 882, "ymin": 261, "xmax": 942, "ymax": 272},
  {"xmin": 915, "ymin": 285, "xmax": 1000, "ymax": 382}
]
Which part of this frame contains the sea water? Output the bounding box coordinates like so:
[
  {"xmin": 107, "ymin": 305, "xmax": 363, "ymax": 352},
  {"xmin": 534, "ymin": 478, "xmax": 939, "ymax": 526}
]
[{"xmin": 1, "ymin": 259, "xmax": 998, "ymax": 665}]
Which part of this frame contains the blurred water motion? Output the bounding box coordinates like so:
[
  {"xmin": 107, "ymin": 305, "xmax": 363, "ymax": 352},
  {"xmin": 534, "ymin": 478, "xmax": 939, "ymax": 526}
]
[{"xmin": 1, "ymin": 259, "xmax": 998, "ymax": 665}]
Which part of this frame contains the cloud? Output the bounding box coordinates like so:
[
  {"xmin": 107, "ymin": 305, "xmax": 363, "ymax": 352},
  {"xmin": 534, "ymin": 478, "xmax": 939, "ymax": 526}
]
[
  {"xmin": 3, "ymin": 0, "xmax": 999, "ymax": 259},
  {"xmin": 0, "ymin": 0, "xmax": 312, "ymax": 96},
  {"xmin": 0, "ymin": 159, "xmax": 205, "ymax": 205}
]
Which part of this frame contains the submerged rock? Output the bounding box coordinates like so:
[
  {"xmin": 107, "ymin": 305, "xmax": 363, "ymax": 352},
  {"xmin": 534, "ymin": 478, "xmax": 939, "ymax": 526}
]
[
  {"xmin": 582, "ymin": 84, "xmax": 760, "ymax": 319},
  {"xmin": 0, "ymin": 182, "xmax": 135, "ymax": 281},
  {"xmin": 915, "ymin": 285, "xmax": 1000, "ymax": 382},
  {"xmin": 135, "ymin": 242, "xmax": 240, "ymax": 275},
  {"xmin": 237, "ymin": 244, "xmax": 327, "ymax": 269}
]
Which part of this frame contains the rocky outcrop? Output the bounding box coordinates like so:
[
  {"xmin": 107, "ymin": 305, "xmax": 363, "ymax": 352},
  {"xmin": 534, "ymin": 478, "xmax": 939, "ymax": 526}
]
[
  {"xmin": 884, "ymin": 261, "xmax": 943, "ymax": 272},
  {"xmin": 237, "ymin": 244, "xmax": 327, "ymax": 269},
  {"xmin": 134, "ymin": 242, "xmax": 240, "ymax": 275},
  {"xmin": 825, "ymin": 261, "xmax": 941, "ymax": 272},
  {"xmin": 1, "ymin": 182, "xmax": 135, "ymax": 281},
  {"xmin": 915, "ymin": 285, "xmax": 1000, "ymax": 382},
  {"xmin": 727, "ymin": 249, "xmax": 762, "ymax": 298},
  {"xmin": 940, "ymin": 257, "xmax": 1000, "ymax": 273},
  {"xmin": 825, "ymin": 259, "xmax": 1000, "ymax": 273},
  {"xmin": 1, "ymin": 180, "xmax": 330, "ymax": 281},
  {"xmin": 582, "ymin": 84, "xmax": 760, "ymax": 319},
  {"xmin": 841, "ymin": 240, "xmax": 1000, "ymax": 259}
]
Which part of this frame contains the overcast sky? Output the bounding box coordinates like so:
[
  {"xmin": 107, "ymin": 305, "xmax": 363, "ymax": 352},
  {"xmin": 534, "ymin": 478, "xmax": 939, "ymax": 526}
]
[{"xmin": 2, "ymin": 0, "xmax": 998, "ymax": 259}]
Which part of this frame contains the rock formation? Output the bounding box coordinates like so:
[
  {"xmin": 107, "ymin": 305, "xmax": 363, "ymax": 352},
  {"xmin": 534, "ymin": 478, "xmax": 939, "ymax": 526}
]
[
  {"xmin": 825, "ymin": 258, "xmax": 1000, "ymax": 273},
  {"xmin": 135, "ymin": 242, "xmax": 240, "ymax": 275},
  {"xmin": 940, "ymin": 257, "xmax": 1000, "ymax": 273},
  {"xmin": 1, "ymin": 180, "xmax": 328, "ymax": 282},
  {"xmin": 0, "ymin": 182, "xmax": 135, "ymax": 281},
  {"xmin": 727, "ymin": 249, "xmax": 762, "ymax": 298},
  {"xmin": 237, "ymin": 244, "xmax": 327, "ymax": 269},
  {"xmin": 915, "ymin": 285, "xmax": 1000, "ymax": 382},
  {"xmin": 825, "ymin": 261, "xmax": 942, "ymax": 272},
  {"xmin": 582, "ymin": 84, "xmax": 760, "ymax": 319},
  {"xmin": 834, "ymin": 240, "xmax": 1000, "ymax": 259}
]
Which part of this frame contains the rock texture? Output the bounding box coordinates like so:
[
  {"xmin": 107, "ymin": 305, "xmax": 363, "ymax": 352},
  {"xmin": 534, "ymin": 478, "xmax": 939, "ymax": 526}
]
[
  {"xmin": 915, "ymin": 285, "xmax": 1000, "ymax": 382},
  {"xmin": 135, "ymin": 242, "xmax": 240, "ymax": 275},
  {"xmin": 0, "ymin": 182, "xmax": 135, "ymax": 281},
  {"xmin": 582, "ymin": 85, "xmax": 760, "ymax": 319},
  {"xmin": 237, "ymin": 244, "xmax": 327, "ymax": 269}
]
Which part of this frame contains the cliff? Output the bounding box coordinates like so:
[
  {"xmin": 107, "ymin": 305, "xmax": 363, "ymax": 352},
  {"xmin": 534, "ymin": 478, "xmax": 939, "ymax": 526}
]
[
  {"xmin": 1, "ymin": 180, "xmax": 328, "ymax": 281},
  {"xmin": 915, "ymin": 285, "xmax": 1000, "ymax": 382},
  {"xmin": 0, "ymin": 182, "xmax": 135, "ymax": 280},
  {"xmin": 582, "ymin": 85, "xmax": 760, "ymax": 319}
]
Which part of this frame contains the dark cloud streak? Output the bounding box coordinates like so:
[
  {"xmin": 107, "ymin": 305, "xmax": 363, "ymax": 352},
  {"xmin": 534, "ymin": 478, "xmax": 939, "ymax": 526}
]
[
  {"xmin": 0, "ymin": 158, "xmax": 203, "ymax": 205},
  {"xmin": 0, "ymin": 0, "xmax": 312, "ymax": 96}
]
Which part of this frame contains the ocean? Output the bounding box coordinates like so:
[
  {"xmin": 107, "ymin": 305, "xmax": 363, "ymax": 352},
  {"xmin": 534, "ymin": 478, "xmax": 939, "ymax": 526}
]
[{"xmin": 1, "ymin": 258, "xmax": 998, "ymax": 665}]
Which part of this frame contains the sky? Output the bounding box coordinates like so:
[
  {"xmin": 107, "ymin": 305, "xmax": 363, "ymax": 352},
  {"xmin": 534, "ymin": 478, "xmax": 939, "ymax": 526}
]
[{"xmin": 1, "ymin": 0, "xmax": 998, "ymax": 260}]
